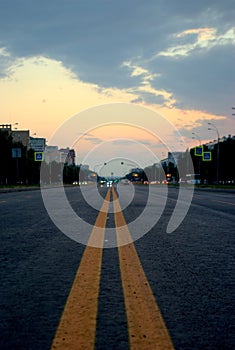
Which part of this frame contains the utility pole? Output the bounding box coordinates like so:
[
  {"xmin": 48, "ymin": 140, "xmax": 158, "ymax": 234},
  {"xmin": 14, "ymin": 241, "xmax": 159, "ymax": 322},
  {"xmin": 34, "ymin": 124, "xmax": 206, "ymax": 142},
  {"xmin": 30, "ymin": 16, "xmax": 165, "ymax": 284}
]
[
  {"xmin": 192, "ymin": 132, "xmax": 202, "ymax": 177},
  {"xmin": 208, "ymin": 122, "xmax": 220, "ymax": 184}
]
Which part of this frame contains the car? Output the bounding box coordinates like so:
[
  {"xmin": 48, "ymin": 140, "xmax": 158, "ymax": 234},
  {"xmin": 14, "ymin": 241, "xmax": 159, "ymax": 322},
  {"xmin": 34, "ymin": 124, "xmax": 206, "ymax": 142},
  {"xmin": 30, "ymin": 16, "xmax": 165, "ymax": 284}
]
[{"xmin": 161, "ymin": 180, "xmax": 168, "ymax": 184}]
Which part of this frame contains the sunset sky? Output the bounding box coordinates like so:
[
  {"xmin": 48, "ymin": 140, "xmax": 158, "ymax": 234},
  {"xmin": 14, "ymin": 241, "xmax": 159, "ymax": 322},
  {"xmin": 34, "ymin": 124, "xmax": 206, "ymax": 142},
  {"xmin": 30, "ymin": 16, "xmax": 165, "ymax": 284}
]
[{"xmin": 0, "ymin": 1, "xmax": 234, "ymax": 172}]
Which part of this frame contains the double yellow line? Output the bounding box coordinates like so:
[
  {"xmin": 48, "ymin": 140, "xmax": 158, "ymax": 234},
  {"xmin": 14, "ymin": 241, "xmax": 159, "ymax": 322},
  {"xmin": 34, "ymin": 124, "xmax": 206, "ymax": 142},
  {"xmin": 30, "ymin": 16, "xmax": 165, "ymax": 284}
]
[{"xmin": 51, "ymin": 187, "xmax": 174, "ymax": 350}]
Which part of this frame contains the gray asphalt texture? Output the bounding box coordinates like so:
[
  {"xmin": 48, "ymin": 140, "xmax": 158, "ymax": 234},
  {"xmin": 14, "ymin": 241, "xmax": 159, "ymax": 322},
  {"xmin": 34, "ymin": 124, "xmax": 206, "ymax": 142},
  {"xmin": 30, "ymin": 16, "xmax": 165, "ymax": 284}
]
[{"xmin": 0, "ymin": 185, "xmax": 234, "ymax": 349}]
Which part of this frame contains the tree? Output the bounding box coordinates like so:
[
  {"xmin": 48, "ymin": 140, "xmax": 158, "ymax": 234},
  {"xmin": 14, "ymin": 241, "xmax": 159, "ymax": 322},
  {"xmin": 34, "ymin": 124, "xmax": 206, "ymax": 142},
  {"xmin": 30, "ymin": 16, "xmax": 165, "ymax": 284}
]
[{"xmin": 0, "ymin": 129, "xmax": 13, "ymax": 184}]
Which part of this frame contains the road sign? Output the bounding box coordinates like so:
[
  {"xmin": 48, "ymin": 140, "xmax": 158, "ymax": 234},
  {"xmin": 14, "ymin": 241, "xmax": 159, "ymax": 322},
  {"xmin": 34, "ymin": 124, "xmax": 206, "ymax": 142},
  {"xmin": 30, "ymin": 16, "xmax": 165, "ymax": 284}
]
[
  {"xmin": 34, "ymin": 152, "xmax": 44, "ymax": 161},
  {"xmin": 12, "ymin": 148, "xmax": 21, "ymax": 158},
  {"xmin": 203, "ymin": 151, "xmax": 212, "ymax": 161},
  {"xmin": 30, "ymin": 138, "xmax": 46, "ymax": 151},
  {"xmin": 194, "ymin": 146, "xmax": 203, "ymax": 156}
]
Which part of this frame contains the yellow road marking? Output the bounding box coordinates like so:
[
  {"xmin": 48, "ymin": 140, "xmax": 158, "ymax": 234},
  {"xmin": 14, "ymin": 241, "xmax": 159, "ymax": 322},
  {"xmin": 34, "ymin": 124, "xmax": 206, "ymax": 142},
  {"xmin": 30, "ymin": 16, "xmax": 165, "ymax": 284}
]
[
  {"xmin": 51, "ymin": 189, "xmax": 110, "ymax": 350},
  {"xmin": 112, "ymin": 187, "xmax": 174, "ymax": 350}
]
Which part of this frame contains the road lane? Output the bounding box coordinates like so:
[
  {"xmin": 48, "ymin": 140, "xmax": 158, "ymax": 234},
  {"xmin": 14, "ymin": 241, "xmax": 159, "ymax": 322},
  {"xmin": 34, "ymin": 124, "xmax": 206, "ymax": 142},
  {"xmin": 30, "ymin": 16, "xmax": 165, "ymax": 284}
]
[
  {"xmin": 51, "ymin": 189, "xmax": 110, "ymax": 350},
  {"xmin": 113, "ymin": 187, "xmax": 174, "ymax": 350},
  {"xmin": 132, "ymin": 186, "xmax": 235, "ymax": 350},
  {"xmin": 0, "ymin": 190, "xmax": 88, "ymax": 350}
]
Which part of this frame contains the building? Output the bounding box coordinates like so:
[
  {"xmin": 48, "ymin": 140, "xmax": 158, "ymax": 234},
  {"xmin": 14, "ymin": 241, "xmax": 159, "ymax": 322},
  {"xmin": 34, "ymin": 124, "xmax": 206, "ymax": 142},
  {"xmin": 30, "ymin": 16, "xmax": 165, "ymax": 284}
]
[
  {"xmin": 59, "ymin": 148, "xmax": 75, "ymax": 165},
  {"xmin": 0, "ymin": 124, "xmax": 30, "ymax": 148},
  {"xmin": 0, "ymin": 124, "xmax": 12, "ymax": 132},
  {"xmin": 80, "ymin": 164, "xmax": 89, "ymax": 171},
  {"xmin": 44, "ymin": 146, "xmax": 60, "ymax": 163},
  {"xmin": 11, "ymin": 130, "xmax": 30, "ymax": 148},
  {"xmin": 206, "ymin": 134, "xmax": 235, "ymax": 150},
  {"xmin": 160, "ymin": 152, "xmax": 183, "ymax": 168}
]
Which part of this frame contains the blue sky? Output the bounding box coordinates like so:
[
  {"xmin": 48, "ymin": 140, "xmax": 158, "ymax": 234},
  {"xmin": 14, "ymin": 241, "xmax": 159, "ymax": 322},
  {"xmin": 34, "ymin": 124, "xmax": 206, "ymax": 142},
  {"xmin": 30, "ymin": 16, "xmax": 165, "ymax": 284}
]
[{"xmin": 0, "ymin": 0, "xmax": 234, "ymax": 168}]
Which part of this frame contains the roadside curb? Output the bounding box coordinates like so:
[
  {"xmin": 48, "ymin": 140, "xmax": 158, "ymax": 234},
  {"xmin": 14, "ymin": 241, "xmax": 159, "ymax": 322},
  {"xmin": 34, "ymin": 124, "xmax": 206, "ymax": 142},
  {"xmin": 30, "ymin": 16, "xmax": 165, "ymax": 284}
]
[
  {"xmin": 194, "ymin": 186, "xmax": 235, "ymax": 194},
  {"xmin": 0, "ymin": 187, "xmax": 40, "ymax": 194}
]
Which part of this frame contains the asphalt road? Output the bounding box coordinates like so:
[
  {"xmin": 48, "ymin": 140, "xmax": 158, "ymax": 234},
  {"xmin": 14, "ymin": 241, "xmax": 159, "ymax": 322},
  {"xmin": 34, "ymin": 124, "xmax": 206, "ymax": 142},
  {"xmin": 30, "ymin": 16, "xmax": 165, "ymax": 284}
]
[{"xmin": 0, "ymin": 185, "xmax": 234, "ymax": 349}]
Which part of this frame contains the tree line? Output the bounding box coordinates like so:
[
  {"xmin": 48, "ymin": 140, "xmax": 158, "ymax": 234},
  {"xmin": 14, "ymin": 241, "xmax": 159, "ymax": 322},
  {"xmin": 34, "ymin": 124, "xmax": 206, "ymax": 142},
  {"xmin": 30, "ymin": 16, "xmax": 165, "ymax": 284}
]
[
  {"xmin": 1, "ymin": 128, "xmax": 234, "ymax": 186},
  {"xmin": 0, "ymin": 129, "xmax": 92, "ymax": 186}
]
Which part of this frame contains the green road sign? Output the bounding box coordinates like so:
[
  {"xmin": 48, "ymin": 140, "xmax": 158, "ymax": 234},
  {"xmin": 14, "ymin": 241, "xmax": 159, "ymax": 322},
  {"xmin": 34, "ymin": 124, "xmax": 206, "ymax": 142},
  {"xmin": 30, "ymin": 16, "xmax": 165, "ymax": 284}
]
[{"xmin": 203, "ymin": 151, "xmax": 212, "ymax": 161}]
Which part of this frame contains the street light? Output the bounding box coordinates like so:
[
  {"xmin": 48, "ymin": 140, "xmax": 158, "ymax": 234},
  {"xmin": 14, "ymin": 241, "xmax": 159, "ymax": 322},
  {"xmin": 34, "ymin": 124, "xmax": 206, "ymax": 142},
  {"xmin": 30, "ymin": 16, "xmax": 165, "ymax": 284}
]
[
  {"xmin": 192, "ymin": 132, "xmax": 202, "ymax": 176},
  {"xmin": 192, "ymin": 132, "xmax": 201, "ymax": 146},
  {"xmin": 121, "ymin": 160, "xmax": 138, "ymax": 171},
  {"xmin": 208, "ymin": 122, "xmax": 220, "ymax": 184},
  {"xmin": 94, "ymin": 163, "xmax": 107, "ymax": 174}
]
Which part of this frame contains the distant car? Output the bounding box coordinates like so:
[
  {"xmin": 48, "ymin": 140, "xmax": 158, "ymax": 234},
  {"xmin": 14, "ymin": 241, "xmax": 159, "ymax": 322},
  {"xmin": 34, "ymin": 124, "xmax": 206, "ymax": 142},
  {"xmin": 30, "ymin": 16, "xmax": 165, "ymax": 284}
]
[
  {"xmin": 98, "ymin": 180, "xmax": 106, "ymax": 187},
  {"xmin": 162, "ymin": 179, "xmax": 171, "ymax": 184}
]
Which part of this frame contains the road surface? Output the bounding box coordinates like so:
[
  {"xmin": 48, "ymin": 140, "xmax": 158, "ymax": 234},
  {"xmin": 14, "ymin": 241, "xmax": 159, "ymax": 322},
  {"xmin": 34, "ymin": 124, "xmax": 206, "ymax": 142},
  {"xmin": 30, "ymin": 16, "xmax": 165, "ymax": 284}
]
[{"xmin": 0, "ymin": 185, "xmax": 234, "ymax": 349}]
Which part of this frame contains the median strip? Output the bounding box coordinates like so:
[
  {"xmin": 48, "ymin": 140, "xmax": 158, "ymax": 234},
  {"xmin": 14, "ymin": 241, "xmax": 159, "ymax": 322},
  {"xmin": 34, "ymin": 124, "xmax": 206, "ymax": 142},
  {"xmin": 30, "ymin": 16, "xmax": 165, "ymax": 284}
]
[
  {"xmin": 112, "ymin": 186, "xmax": 174, "ymax": 350},
  {"xmin": 51, "ymin": 189, "xmax": 110, "ymax": 350}
]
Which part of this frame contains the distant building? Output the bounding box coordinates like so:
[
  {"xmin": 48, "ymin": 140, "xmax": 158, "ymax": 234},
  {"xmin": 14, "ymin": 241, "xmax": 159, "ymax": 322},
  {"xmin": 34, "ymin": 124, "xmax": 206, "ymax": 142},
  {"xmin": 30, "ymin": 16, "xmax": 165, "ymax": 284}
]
[
  {"xmin": 80, "ymin": 164, "xmax": 89, "ymax": 172},
  {"xmin": 161, "ymin": 152, "xmax": 183, "ymax": 168},
  {"xmin": 206, "ymin": 134, "xmax": 235, "ymax": 150},
  {"xmin": 59, "ymin": 148, "xmax": 75, "ymax": 165},
  {"xmin": 44, "ymin": 146, "xmax": 60, "ymax": 163},
  {"xmin": 0, "ymin": 124, "xmax": 30, "ymax": 148},
  {"xmin": 0, "ymin": 124, "xmax": 12, "ymax": 132},
  {"xmin": 130, "ymin": 167, "xmax": 143, "ymax": 173},
  {"xmin": 11, "ymin": 130, "xmax": 30, "ymax": 148}
]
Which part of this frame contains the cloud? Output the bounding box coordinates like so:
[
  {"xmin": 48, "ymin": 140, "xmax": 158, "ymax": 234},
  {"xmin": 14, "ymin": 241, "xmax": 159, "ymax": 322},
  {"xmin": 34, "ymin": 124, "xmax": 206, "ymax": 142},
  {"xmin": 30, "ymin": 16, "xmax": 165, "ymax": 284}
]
[
  {"xmin": 83, "ymin": 136, "xmax": 103, "ymax": 145},
  {"xmin": 111, "ymin": 139, "xmax": 153, "ymax": 147},
  {"xmin": 0, "ymin": 47, "xmax": 10, "ymax": 57},
  {"xmin": 0, "ymin": 46, "xmax": 14, "ymax": 78},
  {"xmin": 122, "ymin": 61, "xmax": 159, "ymax": 82},
  {"xmin": 121, "ymin": 60, "xmax": 176, "ymax": 107},
  {"xmin": 0, "ymin": 0, "xmax": 234, "ymax": 147},
  {"xmin": 156, "ymin": 27, "xmax": 235, "ymax": 58}
]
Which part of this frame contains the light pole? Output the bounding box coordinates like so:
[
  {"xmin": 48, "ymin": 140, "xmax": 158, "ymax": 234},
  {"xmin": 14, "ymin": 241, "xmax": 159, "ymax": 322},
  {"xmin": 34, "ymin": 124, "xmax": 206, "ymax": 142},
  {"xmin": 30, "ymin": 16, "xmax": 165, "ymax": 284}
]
[
  {"xmin": 192, "ymin": 132, "xmax": 202, "ymax": 176},
  {"xmin": 192, "ymin": 132, "xmax": 201, "ymax": 146},
  {"xmin": 94, "ymin": 162, "xmax": 107, "ymax": 174},
  {"xmin": 208, "ymin": 122, "xmax": 220, "ymax": 184},
  {"xmin": 121, "ymin": 161, "xmax": 137, "ymax": 171}
]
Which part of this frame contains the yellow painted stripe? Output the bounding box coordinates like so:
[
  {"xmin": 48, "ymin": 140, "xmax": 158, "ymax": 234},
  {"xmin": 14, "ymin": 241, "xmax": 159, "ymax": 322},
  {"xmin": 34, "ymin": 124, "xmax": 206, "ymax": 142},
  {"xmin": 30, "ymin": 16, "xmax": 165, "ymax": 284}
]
[
  {"xmin": 112, "ymin": 187, "xmax": 174, "ymax": 350},
  {"xmin": 51, "ymin": 189, "xmax": 110, "ymax": 350}
]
